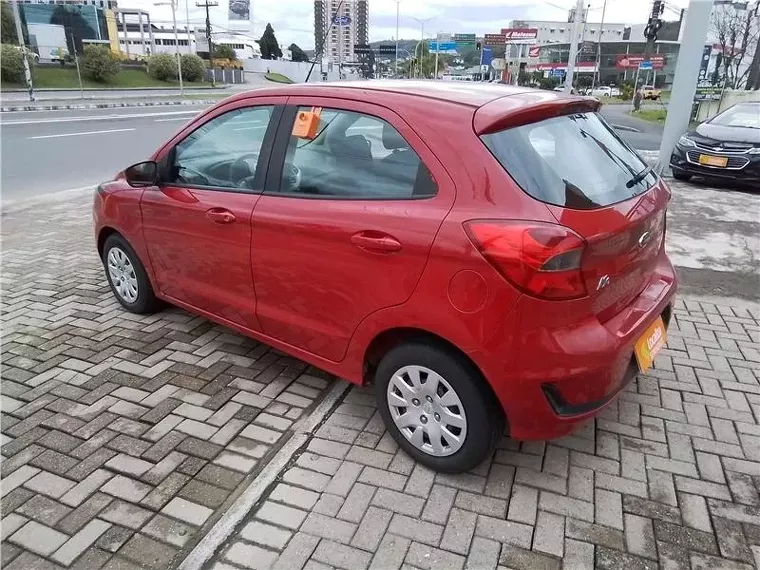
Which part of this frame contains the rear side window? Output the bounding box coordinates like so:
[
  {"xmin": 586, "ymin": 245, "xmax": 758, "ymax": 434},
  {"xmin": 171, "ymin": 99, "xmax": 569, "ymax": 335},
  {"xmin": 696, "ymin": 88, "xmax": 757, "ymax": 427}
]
[{"xmin": 481, "ymin": 112, "xmax": 656, "ymax": 210}]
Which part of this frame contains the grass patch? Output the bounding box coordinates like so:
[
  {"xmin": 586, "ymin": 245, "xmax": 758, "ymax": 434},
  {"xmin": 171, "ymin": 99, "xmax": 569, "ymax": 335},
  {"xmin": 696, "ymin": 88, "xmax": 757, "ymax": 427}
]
[
  {"xmin": 630, "ymin": 108, "xmax": 667, "ymax": 123},
  {"xmin": 1, "ymin": 66, "xmax": 212, "ymax": 90},
  {"xmin": 264, "ymin": 71, "xmax": 294, "ymax": 84}
]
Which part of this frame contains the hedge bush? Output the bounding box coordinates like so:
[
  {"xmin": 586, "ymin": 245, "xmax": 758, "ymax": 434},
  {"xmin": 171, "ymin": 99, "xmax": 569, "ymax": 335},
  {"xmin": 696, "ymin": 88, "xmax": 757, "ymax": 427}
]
[
  {"xmin": 180, "ymin": 53, "xmax": 205, "ymax": 82},
  {"xmin": 147, "ymin": 53, "xmax": 177, "ymax": 81},
  {"xmin": 1, "ymin": 44, "xmax": 24, "ymax": 83},
  {"xmin": 82, "ymin": 45, "xmax": 120, "ymax": 82}
]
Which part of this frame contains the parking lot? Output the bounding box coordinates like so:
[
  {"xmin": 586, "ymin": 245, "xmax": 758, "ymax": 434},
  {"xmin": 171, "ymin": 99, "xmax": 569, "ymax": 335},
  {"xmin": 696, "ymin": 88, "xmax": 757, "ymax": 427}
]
[{"xmin": 1, "ymin": 178, "xmax": 759, "ymax": 570}]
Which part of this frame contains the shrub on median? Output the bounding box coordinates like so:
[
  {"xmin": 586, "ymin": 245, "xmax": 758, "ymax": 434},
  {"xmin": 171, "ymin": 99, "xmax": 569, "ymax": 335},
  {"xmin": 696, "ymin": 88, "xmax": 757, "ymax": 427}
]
[
  {"xmin": 147, "ymin": 53, "xmax": 177, "ymax": 81},
  {"xmin": 82, "ymin": 45, "xmax": 121, "ymax": 82},
  {"xmin": 1, "ymin": 44, "xmax": 35, "ymax": 84},
  {"xmin": 180, "ymin": 53, "xmax": 205, "ymax": 82}
]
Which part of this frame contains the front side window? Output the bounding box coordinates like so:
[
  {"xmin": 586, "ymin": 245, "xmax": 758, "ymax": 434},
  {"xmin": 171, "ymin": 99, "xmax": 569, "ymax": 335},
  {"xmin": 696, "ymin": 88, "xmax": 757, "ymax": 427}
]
[
  {"xmin": 482, "ymin": 112, "xmax": 656, "ymax": 210},
  {"xmin": 170, "ymin": 106, "xmax": 273, "ymax": 191},
  {"xmin": 276, "ymin": 107, "xmax": 437, "ymax": 199}
]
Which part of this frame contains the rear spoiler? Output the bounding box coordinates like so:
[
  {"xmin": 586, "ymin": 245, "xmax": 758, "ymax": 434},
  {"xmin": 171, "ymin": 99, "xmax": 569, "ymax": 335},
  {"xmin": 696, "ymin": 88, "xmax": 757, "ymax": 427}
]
[{"xmin": 474, "ymin": 93, "xmax": 601, "ymax": 135}]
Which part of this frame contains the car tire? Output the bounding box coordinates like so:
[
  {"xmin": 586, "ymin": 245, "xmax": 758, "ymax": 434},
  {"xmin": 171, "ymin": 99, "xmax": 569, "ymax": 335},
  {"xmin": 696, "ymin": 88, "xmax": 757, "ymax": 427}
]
[
  {"xmin": 672, "ymin": 169, "xmax": 692, "ymax": 182},
  {"xmin": 102, "ymin": 233, "xmax": 161, "ymax": 314},
  {"xmin": 374, "ymin": 342, "xmax": 503, "ymax": 473}
]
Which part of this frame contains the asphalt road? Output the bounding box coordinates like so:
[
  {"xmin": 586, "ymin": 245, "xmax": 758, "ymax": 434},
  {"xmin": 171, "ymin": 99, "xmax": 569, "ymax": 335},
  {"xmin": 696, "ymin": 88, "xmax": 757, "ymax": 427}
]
[
  {"xmin": 0, "ymin": 87, "xmax": 226, "ymax": 103},
  {"xmin": 1, "ymin": 103, "xmax": 663, "ymax": 201},
  {"xmin": 1, "ymin": 106, "xmax": 206, "ymax": 200},
  {"xmin": 599, "ymin": 102, "xmax": 665, "ymax": 151}
]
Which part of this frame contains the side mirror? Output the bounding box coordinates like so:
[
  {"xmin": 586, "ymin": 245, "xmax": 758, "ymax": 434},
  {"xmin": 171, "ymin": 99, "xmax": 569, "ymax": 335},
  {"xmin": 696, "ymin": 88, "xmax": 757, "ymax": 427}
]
[{"xmin": 124, "ymin": 161, "xmax": 158, "ymax": 187}]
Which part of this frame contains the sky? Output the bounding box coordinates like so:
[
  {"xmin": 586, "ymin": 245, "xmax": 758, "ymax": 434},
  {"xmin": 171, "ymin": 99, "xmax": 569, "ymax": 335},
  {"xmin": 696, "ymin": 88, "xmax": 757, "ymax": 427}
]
[{"xmin": 127, "ymin": 0, "xmax": 690, "ymax": 49}]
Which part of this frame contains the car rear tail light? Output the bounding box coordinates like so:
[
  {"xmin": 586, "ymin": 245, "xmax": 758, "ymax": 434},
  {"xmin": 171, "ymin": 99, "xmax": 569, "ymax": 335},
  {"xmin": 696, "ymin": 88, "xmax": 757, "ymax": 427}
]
[{"xmin": 464, "ymin": 220, "xmax": 588, "ymax": 300}]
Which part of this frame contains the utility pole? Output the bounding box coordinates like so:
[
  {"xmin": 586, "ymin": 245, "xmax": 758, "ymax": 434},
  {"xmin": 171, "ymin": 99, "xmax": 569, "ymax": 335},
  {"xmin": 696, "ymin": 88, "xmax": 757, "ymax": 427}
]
[
  {"xmin": 156, "ymin": 0, "xmax": 183, "ymax": 94},
  {"xmin": 658, "ymin": 0, "xmax": 714, "ymax": 169},
  {"xmin": 565, "ymin": 0, "xmax": 584, "ymax": 92},
  {"xmin": 11, "ymin": 0, "xmax": 34, "ymax": 101},
  {"xmin": 196, "ymin": 0, "xmax": 218, "ymax": 86},
  {"xmin": 591, "ymin": 0, "xmax": 608, "ymax": 91},
  {"xmin": 395, "ymin": 0, "xmax": 400, "ymax": 77}
]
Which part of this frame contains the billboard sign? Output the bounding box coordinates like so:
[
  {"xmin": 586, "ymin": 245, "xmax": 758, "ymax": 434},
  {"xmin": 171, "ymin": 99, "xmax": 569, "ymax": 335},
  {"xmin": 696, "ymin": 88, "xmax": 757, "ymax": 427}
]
[
  {"xmin": 354, "ymin": 44, "xmax": 371, "ymax": 54},
  {"xmin": 228, "ymin": 0, "xmax": 249, "ymax": 21},
  {"xmin": 333, "ymin": 15, "xmax": 351, "ymax": 26},
  {"xmin": 615, "ymin": 54, "xmax": 665, "ymax": 70},
  {"xmin": 484, "ymin": 33, "xmax": 506, "ymax": 46},
  {"xmin": 481, "ymin": 46, "xmax": 493, "ymax": 66},
  {"xmin": 697, "ymin": 44, "xmax": 712, "ymax": 85},
  {"xmin": 195, "ymin": 27, "xmax": 209, "ymax": 52},
  {"xmin": 378, "ymin": 44, "xmax": 396, "ymax": 55},
  {"xmin": 528, "ymin": 45, "xmax": 540, "ymax": 58},
  {"xmin": 428, "ymin": 41, "xmax": 458, "ymax": 54},
  {"xmin": 501, "ymin": 28, "xmax": 538, "ymax": 43}
]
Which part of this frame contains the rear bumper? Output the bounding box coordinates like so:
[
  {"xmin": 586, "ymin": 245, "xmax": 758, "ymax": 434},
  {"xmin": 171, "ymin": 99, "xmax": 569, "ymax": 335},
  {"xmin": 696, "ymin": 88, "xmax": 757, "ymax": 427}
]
[
  {"xmin": 670, "ymin": 145, "xmax": 760, "ymax": 183},
  {"xmin": 482, "ymin": 250, "xmax": 677, "ymax": 441}
]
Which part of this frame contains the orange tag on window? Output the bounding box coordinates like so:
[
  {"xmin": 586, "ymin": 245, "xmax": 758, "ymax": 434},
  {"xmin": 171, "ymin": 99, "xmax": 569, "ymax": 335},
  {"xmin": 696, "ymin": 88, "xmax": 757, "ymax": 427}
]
[{"xmin": 292, "ymin": 107, "xmax": 321, "ymax": 139}]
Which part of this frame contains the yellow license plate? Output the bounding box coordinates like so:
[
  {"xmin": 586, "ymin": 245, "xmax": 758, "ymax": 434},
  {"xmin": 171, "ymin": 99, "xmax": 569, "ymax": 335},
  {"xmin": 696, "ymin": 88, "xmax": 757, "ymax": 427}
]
[
  {"xmin": 634, "ymin": 316, "xmax": 667, "ymax": 373},
  {"xmin": 698, "ymin": 154, "xmax": 728, "ymax": 167}
]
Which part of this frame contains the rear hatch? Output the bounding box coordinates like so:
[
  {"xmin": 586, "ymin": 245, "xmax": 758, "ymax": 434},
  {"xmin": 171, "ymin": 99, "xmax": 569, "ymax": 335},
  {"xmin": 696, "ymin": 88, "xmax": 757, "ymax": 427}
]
[{"xmin": 479, "ymin": 108, "xmax": 669, "ymax": 321}]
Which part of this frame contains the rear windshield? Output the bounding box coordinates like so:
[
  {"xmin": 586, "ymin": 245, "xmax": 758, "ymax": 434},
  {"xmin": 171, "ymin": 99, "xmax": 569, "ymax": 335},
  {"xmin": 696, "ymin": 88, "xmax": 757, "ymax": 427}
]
[{"xmin": 481, "ymin": 112, "xmax": 657, "ymax": 210}]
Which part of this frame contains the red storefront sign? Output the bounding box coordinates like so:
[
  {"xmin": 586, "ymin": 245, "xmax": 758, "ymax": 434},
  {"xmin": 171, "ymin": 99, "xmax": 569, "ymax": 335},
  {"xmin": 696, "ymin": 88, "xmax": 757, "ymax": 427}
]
[
  {"xmin": 615, "ymin": 54, "xmax": 666, "ymax": 70},
  {"xmin": 501, "ymin": 28, "xmax": 539, "ymax": 42},
  {"xmin": 528, "ymin": 45, "xmax": 541, "ymax": 58}
]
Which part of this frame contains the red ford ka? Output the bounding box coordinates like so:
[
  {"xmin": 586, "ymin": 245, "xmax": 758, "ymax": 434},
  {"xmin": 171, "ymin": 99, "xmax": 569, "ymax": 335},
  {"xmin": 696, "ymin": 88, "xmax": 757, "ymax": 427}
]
[{"xmin": 93, "ymin": 82, "xmax": 676, "ymax": 473}]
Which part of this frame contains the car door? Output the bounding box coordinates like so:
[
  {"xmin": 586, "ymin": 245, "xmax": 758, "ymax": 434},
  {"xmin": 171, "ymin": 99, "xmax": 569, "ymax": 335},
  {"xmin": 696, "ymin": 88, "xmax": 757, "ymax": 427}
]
[
  {"xmin": 141, "ymin": 98, "xmax": 283, "ymax": 331},
  {"xmin": 250, "ymin": 99, "xmax": 455, "ymax": 362}
]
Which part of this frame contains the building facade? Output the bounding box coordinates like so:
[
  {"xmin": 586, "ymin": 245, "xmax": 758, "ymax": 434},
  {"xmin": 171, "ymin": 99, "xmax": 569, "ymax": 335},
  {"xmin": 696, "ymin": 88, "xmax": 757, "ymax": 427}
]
[{"xmin": 313, "ymin": 0, "xmax": 368, "ymax": 64}]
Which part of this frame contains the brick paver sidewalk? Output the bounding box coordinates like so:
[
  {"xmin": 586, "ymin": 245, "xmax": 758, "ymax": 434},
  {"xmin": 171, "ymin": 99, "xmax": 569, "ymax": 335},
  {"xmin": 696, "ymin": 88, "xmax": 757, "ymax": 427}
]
[{"xmin": 2, "ymin": 192, "xmax": 760, "ymax": 570}]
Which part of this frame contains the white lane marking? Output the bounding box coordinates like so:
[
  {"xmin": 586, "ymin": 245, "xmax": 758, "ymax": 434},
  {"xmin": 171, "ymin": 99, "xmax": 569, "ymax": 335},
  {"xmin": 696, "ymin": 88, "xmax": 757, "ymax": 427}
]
[
  {"xmin": 4, "ymin": 110, "xmax": 201, "ymax": 126},
  {"xmin": 154, "ymin": 117, "xmax": 192, "ymax": 122},
  {"xmin": 29, "ymin": 128, "xmax": 136, "ymax": 139}
]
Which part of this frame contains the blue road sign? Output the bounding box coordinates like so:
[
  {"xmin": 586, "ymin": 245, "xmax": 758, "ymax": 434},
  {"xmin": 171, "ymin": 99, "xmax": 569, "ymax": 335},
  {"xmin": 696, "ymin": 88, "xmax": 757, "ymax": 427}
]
[
  {"xmin": 428, "ymin": 41, "xmax": 458, "ymax": 54},
  {"xmin": 638, "ymin": 60, "xmax": 653, "ymax": 70},
  {"xmin": 548, "ymin": 69, "xmax": 566, "ymax": 78}
]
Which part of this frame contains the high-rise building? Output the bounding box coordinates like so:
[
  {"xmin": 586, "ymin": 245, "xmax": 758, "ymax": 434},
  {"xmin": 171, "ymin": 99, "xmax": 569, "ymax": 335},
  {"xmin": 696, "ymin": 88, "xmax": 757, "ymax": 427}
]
[{"xmin": 314, "ymin": 0, "xmax": 368, "ymax": 63}]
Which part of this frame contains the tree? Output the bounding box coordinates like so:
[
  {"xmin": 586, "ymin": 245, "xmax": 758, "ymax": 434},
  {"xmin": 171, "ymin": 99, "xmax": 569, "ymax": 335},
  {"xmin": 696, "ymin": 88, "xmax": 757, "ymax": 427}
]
[
  {"xmin": 181, "ymin": 53, "xmax": 205, "ymax": 82},
  {"xmin": 82, "ymin": 45, "xmax": 120, "ymax": 82},
  {"xmin": 213, "ymin": 44, "xmax": 236, "ymax": 60},
  {"xmin": 710, "ymin": 3, "xmax": 759, "ymax": 89},
  {"xmin": 147, "ymin": 53, "xmax": 177, "ymax": 81},
  {"xmin": 258, "ymin": 23, "xmax": 282, "ymax": 60},
  {"xmin": 289, "ymin": 43, "xmax": 309, "ymax": 62},
  {"xmin": 1, "ymin": 2, "xmax": 18, "ymax": 44}
]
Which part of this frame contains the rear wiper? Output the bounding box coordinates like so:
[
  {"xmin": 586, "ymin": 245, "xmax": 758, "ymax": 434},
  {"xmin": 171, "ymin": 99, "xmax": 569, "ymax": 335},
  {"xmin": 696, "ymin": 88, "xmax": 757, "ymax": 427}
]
[{"xmin": 626, "ymin": 164, "xmax": 655, "ymax": 188}]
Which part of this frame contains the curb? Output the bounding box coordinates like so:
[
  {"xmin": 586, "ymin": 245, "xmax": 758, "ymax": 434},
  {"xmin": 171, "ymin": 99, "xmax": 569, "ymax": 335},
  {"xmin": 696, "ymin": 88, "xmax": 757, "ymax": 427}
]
[{"xmin": 1, "ymin": 99, "xmax": 222, "ymax": 112}]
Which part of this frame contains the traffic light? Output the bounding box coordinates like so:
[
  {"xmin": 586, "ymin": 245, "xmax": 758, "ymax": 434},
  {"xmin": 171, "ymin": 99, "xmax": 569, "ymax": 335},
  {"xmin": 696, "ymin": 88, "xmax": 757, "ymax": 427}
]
[{"xmin": 476, "ymin": 41, "xmax": 482, "ymax": 51}]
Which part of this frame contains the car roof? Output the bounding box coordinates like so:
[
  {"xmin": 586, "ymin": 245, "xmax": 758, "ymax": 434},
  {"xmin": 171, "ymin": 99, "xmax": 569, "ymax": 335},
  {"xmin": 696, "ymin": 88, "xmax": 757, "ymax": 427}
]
[{"xmin": 229, "ymin": 80, "xmax": 579, "ymax": 109}]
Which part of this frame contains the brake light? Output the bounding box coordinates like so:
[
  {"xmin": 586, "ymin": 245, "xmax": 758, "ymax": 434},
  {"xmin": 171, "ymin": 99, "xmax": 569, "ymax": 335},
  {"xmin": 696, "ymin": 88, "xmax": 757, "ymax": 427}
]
[{"xmin": 464, "ymin": 220, "xmax": 587, "ymax": 300}]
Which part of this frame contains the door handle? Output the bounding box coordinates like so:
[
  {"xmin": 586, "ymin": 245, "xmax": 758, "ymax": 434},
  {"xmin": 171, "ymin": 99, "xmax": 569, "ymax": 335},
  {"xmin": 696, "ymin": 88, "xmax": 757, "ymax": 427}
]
[
  {"xmin": 350, "ymin": 231, "xmax": 402, "ymax": 253},
  {"xmin": 206, "ymin": 208, "xmax": 236, "ymax": 224}
]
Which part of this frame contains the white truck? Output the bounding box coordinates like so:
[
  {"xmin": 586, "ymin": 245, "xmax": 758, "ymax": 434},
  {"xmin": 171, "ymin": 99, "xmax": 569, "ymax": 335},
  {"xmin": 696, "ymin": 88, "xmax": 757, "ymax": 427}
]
[{"xmin": 28, "ymin": 23, "xmax": 69, "ymax": 63}]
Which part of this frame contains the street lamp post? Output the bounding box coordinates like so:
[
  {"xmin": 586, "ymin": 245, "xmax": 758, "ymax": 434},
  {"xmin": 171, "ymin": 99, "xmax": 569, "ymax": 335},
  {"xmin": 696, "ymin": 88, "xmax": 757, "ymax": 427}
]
[
  {"xmin": 156, "ymin": 0, "xmax": 184, "ymax": 94},
  {"xmin": 410, "ymin": 16, "xmax": 434, "ymax": 78}
]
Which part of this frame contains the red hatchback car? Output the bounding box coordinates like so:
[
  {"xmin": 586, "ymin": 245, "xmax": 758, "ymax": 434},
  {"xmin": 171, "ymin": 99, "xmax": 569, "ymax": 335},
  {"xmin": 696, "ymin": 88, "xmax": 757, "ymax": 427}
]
[{"xmin": 94, "ymin": 82, "xmax": 676, "ymax": 472}]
